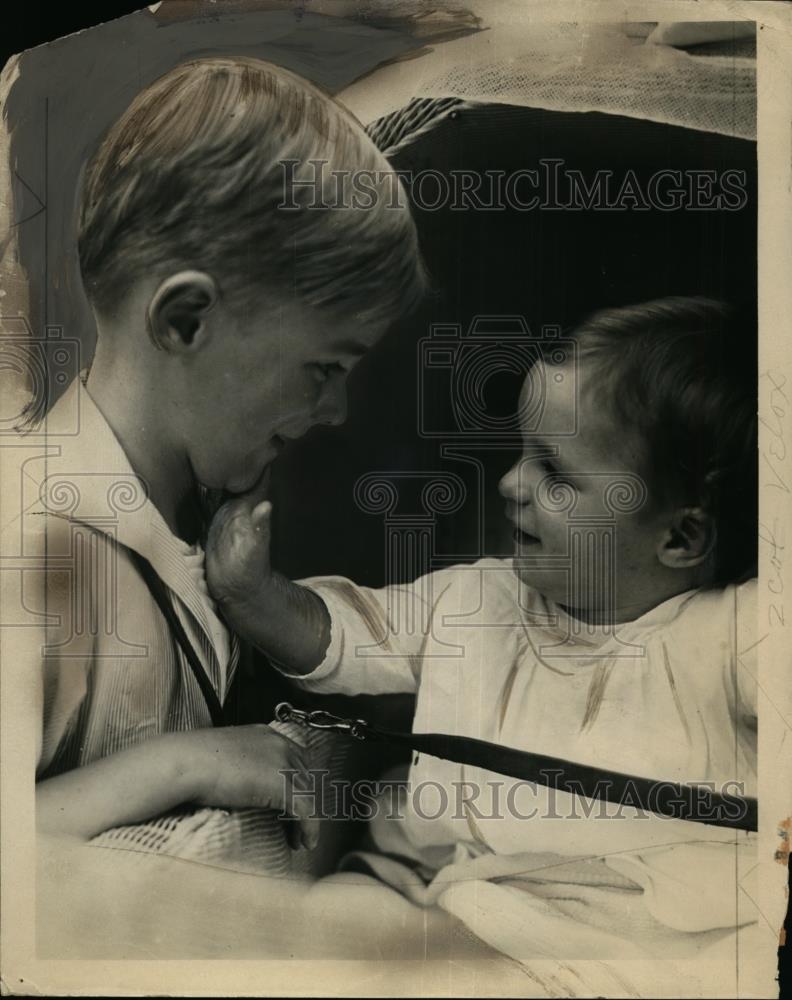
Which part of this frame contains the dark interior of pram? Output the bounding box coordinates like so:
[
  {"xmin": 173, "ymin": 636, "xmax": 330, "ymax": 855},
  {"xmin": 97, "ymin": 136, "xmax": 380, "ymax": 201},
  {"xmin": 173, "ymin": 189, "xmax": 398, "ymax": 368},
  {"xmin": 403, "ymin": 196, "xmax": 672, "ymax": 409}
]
[
  {"xmin": 233, "ymin": 102, "xmax": 757, "ymax": 864},
  {"xmin": 272, "ymin": 103, "xmax": 756, "ymax": 584}
]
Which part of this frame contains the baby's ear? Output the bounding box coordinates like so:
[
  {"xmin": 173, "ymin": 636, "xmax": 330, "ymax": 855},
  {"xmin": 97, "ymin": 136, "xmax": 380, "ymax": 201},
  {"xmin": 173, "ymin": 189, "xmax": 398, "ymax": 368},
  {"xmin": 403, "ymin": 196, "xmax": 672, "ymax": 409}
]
[
  {"xmin": 656, "ymin": 507, "xmax": 716, "ymax": 570},
  {"xmin": 146, "ymin": 271, "xmax": 218, "ymax": 352}
]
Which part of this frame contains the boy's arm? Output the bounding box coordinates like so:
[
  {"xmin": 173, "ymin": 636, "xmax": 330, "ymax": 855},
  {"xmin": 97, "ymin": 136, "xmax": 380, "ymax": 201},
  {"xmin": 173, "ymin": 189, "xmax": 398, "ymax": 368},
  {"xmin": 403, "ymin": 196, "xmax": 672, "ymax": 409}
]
[
  {"xmin": 37, "ymin": 730, "xmax": 210, "ymax": 839},
  {"xmin": 2, "ymin": 516, "xmax": 318, "ymax": 847},
  {"xmin": 36, "ymin": 724, "xmax": 319, "ymax": 845},
  {"xmin": 206, "ymin": 496, "xmax": 427, "ymax": 694}
]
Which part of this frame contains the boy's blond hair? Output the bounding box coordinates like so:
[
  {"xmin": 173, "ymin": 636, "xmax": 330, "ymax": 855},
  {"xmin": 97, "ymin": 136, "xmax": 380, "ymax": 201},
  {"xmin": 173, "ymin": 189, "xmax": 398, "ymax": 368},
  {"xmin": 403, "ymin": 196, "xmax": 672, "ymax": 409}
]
[{"xmin": 78, "ymin": 56, "xmax": 427, "ymax": 325}]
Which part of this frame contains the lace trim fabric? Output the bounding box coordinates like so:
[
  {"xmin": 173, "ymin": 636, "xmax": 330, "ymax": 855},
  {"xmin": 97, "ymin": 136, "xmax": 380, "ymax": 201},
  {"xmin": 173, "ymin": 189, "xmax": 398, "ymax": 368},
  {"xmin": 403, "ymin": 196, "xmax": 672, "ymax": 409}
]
[{"xmin": 354, "ymin": 23, "xmax": 755, "ymax": 145}]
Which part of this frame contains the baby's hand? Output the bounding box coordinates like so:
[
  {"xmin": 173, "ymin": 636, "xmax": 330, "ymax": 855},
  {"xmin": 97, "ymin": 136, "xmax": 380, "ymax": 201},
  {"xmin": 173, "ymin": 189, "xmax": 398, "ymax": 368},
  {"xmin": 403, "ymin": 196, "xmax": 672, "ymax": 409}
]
[
  {"xmin": 205, "ymin": 476, "xmax": 274, "ymax": 607},
  {"xmin": 205, "ymin": 470, "xmax": 331, "ymax": 674}
]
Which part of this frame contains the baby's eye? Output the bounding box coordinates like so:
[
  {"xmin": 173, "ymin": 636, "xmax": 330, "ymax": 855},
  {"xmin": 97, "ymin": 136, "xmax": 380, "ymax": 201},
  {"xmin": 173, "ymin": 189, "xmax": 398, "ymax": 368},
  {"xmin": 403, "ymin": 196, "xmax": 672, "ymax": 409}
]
[
  {"xmin": 540, "ymin": 458, "xmax": 575, "ymax": 486},
  {"xmin": 540, "ymin": 458, "xmax": 559, "ymax": 477}
]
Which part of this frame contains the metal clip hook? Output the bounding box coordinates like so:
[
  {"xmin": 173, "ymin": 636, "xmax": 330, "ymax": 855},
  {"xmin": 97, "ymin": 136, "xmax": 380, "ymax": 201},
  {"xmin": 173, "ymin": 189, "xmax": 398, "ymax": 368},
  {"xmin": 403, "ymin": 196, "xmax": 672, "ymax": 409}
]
[{"xmin": 275, "ymin": 701, "xmax": 368, "ymax": 740}]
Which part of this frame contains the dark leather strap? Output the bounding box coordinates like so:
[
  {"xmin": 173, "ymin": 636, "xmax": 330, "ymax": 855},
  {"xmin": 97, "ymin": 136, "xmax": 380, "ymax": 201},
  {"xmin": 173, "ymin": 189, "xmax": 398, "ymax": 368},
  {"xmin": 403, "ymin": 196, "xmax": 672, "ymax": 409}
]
[
  {"xmin": 358, "ymin": 723, "xmax": 757, "ymax": 832},
  {"xmin": 129, "ymin": 550, "xmax": 226, "ymax": 728}
]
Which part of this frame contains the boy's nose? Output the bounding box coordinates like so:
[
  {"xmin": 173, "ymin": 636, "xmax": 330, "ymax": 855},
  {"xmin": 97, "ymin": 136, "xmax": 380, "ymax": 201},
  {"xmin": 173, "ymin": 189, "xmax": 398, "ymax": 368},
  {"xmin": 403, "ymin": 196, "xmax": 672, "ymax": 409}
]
[
  {"xmin": 316, "ymin": 379, "xmax": 348, "ymax": 427},
  {"xmin": 324, "ymin": 400, "xmax": 347, "ymax": 427}
]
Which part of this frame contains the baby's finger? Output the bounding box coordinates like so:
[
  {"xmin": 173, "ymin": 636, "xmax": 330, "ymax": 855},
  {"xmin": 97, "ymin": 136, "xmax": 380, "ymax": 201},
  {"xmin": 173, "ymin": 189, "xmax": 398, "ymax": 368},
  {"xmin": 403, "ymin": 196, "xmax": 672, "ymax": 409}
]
[
  {"xmin": 251, "ymin": 500, "xmax": 272, "ymax": 533},
  {"xmin": 241, "ymin": 466, "xmax": 272, "ymax": 511}
]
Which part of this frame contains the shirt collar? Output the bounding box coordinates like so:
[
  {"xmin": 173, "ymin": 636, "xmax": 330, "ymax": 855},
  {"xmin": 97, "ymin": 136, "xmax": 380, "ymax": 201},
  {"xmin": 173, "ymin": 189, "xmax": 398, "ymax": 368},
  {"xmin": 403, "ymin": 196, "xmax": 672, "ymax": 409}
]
[
  {"xmin": 521, "ymin": 577, "xmax": 700, "ymax": 648},
  {"xmin": 25, "ymin": 373, "xmax": 220, "ymax": 645}
]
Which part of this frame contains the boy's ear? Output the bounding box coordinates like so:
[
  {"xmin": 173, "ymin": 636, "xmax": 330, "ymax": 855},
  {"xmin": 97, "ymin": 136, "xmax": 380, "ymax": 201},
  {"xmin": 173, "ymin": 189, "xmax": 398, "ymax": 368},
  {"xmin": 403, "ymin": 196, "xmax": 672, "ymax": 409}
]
[
  {"xmin": 656, "ymin": 507, "xmax": 716, "ymax": 570},
  {"xmin": 146, "ymin": 271, "xmax": 218, "ymax": 352}
]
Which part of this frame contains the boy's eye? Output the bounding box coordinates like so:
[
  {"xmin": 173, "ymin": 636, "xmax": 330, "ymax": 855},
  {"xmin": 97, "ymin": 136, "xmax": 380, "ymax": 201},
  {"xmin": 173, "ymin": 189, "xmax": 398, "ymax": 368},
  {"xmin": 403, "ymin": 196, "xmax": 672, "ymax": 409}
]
[{"xmin": 311, "ymin": 362, "xmax": 346, "ymax": 383}]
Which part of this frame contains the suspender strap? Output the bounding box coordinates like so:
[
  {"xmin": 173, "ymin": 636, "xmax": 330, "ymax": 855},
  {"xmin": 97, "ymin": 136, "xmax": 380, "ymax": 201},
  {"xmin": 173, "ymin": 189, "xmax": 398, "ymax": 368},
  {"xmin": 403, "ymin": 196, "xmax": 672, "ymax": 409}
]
[{"xmin": 129, "ymin": 550, "xmax": 226, "ymax": 728}]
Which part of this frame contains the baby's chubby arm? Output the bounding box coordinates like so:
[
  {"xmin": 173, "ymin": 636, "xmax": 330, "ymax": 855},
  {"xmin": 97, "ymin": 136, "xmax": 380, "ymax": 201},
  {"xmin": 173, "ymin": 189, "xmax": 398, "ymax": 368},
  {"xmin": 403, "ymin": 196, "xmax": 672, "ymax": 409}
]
[
  {"xmin": 205, "ymin": 486, "xmax": 424, "ymax": 695},
  {"xmin": 205, "ymin": 486, "xmax": 331, "ymax": 676}
]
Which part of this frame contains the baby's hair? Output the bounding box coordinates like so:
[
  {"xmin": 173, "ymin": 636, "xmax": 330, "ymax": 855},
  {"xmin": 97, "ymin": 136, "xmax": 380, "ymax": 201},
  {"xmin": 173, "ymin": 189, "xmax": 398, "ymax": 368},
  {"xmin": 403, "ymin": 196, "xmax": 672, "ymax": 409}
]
[
  {"xmin": 568, "ymin": 296, "xmax": 757, "ymax": 587},
  {"xmin": 78, "ymin": 57, "xmax": 428, "ymax": 325}
]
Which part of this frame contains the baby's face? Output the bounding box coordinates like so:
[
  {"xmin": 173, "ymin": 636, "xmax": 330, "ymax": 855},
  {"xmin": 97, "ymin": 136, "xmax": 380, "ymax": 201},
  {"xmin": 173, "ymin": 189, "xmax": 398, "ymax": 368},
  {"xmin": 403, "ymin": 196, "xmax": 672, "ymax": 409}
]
[{"xmin": 499, "ymin": 361, "xmax": 673, "ymax": 623}]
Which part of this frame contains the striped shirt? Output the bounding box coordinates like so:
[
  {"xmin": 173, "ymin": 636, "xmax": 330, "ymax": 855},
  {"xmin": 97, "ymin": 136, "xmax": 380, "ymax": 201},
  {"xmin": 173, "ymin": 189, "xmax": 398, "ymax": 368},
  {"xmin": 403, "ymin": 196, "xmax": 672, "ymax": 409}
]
[
  {"xmin": 2, "ymin": 373, "xmax": 238, "ymax": 775},
  {"xmin": 1, "ymin": 373, "xmax": 342, "ymax": 875}
]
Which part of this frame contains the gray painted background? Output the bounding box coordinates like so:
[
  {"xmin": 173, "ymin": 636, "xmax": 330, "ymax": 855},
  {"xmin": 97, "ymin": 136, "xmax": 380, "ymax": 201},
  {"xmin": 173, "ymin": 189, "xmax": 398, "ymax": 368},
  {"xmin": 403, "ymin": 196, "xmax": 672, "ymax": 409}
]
[{"xmin": 6, "ymin": 5, "xmax": 427, "ymax": 390}]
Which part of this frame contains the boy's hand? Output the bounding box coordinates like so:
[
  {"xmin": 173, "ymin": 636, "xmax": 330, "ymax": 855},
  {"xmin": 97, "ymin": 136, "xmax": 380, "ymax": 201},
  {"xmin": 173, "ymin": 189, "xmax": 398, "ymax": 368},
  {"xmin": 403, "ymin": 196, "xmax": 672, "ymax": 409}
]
[
  {"xmin": 36, "ymin": 720, "xmax": 320, "ymax": 849},
  {"xmin": 190, "ymin": 724, "xmax": 320, "ymax": 850},
  {"xmin": 205, "ymin": 471, "xmax": 274, "ymax": 606}
]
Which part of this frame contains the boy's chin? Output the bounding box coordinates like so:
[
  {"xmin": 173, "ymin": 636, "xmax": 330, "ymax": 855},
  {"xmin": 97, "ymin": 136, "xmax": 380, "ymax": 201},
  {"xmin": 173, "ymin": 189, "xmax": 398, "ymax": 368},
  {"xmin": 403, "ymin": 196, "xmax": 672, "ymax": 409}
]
[{"xmin": 225, "ymin": 464, "xmax": 273, "ymax": 499}]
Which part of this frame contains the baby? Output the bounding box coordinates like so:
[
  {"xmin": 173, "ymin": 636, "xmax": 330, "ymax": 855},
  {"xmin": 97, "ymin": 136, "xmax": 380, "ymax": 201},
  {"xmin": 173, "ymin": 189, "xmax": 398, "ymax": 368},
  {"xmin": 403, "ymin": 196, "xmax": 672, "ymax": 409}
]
[{"xmin": 207, "ymin": 296, "xmax": 758, "ymax": 966}]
